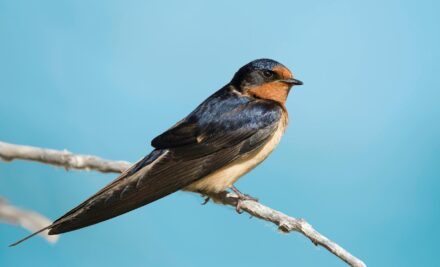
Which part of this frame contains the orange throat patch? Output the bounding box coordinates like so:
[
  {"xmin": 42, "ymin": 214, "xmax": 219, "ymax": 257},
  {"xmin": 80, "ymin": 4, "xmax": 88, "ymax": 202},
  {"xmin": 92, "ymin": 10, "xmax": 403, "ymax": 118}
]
[{"xmin": 246, "ymin": 81, "xmax": 291, "ymax": 104}]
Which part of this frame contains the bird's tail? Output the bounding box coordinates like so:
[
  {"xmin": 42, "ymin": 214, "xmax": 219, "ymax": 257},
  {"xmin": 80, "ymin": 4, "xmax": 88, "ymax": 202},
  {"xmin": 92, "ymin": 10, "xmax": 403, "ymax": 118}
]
[
  {"xmin": 9, "ymin": 225, "xmax": 53, "ymax": 247},
  {"xmin": 9, "ymin": 151, "xmax": 164, "ymax": 246}
]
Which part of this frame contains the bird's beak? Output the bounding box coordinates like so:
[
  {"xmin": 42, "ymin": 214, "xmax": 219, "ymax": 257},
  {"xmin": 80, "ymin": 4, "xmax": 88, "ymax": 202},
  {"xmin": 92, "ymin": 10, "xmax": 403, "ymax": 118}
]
[{"xmin": 279, "ymin": 78, "xmax": 303, "ymax": 86}]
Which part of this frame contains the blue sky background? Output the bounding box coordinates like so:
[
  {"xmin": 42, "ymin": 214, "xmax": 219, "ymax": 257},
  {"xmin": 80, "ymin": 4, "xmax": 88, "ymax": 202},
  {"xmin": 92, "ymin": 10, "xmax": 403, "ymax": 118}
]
[{"xmin": 1, "ymin": 1, "xmax": 439, "ymax": 266}]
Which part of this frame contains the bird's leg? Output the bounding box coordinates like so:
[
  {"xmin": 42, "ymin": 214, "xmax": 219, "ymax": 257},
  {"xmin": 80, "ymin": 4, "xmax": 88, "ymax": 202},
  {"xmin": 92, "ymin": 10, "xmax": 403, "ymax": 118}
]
[
  {"xmin": 198, "ymin": 191, "xmax": 210, "ymax": 205},
  {"xmin": 201, "ymin": 195, "xmax": 210, "ymax": 205},
  {"xmin": 230, "ymin": 186, "xmax": 259, "ymax": 214},
  {"xmin": 230, "ymin": 186, "xmax": 259, "ymax": 201}
]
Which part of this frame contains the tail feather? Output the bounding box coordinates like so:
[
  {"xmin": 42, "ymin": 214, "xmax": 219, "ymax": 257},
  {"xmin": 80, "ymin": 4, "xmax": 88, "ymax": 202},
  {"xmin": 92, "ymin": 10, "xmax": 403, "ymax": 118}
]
[
  {"xmin": 9, "ymin": 225, "xmax": 52, "ymax": 247},
  {"xmin": 9, "ymin": 152, "xmax": 162, "ymax": 246}
]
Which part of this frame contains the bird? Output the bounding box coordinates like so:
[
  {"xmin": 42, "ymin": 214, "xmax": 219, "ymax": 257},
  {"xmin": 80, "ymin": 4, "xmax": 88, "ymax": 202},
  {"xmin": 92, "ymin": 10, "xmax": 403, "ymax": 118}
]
[{"xmin": 10, "ymin": 58, "xmax": 302, "ymax": 246}]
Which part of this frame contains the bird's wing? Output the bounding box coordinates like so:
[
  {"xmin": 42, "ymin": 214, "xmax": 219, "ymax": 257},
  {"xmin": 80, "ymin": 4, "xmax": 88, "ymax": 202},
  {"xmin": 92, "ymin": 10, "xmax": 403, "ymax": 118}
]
[
  {"xmin": 11, "ymin": 89, "xmax": 283, "ymax": 245},
  {"xmin": 151, "ymin": 88, "xmax": 281, "ymax": 155}
]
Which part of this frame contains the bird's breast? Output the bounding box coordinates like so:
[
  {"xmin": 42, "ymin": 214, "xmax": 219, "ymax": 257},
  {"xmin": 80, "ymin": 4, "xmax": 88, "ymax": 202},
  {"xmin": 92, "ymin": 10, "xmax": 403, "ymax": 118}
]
[{"xmin": 184, "ymin": 112, "xmax": 288, "ymax": 193}]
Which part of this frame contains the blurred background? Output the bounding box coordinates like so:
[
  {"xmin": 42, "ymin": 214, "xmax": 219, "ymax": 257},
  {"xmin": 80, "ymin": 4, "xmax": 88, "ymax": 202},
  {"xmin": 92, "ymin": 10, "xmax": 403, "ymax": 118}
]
[{"xmin": 1, "ymin": 0, "xmax": 439, "ymax": 266}]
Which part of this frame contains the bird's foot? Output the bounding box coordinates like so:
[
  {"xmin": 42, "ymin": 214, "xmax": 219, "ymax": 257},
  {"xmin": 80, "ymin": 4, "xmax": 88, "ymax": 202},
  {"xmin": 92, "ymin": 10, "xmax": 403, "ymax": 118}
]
[
  {"xmin": 198, "ymin": 191, "xmax": 210, "ymax": 205},
  {"xmin": 230, "ymin": 186, "xmax": 259, "ymax": 202},
  {"xmin": 201, "ymin": 195, "xmax": 210, "ymax": 205},
  {"xmin": 230, "ymin": 186, "xmax": 259, "ymax": 214}
]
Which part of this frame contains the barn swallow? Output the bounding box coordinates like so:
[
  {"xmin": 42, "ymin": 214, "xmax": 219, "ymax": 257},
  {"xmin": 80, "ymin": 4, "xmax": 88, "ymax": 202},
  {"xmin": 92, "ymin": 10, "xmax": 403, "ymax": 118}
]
[{"xmin": 10, "ymin": 58, "xmax": 302, "ymax": 246}]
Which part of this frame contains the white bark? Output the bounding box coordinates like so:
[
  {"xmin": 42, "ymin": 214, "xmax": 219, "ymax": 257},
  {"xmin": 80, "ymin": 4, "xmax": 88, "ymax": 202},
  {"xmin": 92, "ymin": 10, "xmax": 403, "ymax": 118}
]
[{"xmin": 0, "ymin": 141, "xmax": 130, "ymax": 173}]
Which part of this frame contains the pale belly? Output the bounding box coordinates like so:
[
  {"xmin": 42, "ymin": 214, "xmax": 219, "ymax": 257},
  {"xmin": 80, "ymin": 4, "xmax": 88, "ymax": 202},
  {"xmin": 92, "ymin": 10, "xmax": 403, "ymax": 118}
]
[{"xmin": 184, "ymin": 116, "xmax": 287, "ymax": 193}]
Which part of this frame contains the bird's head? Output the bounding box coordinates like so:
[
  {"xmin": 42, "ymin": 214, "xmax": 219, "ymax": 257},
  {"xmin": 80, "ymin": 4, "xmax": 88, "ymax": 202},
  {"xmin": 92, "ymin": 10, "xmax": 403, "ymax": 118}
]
[{"xmin": 230, "ymin": 58, "xmax": 302, "ymax": 104}]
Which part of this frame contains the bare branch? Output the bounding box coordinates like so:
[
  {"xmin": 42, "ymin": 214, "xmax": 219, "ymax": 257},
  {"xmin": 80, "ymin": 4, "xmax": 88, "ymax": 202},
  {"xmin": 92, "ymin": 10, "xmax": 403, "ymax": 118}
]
[
  {"xmin": 0, "ymin": 141, "xmax": 366, "ymax": 267},
  {"xmin": 0, "ymin": 198, "xmax": 59, "ymax": 244},
  {"xmin": 207, "ymin": 192, "xmax": 366, "ymax": 267},
  {"xmin": 0, "ymin": 141, "xmax": 130, "ymax": 173}
]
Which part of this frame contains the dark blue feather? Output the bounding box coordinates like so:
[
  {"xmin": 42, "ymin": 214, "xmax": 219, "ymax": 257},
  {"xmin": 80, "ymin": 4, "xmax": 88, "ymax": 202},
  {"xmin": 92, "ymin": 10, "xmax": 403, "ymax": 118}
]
[{"xmin": 152, "ymin": 86, "xmax": 282, "ymax": 149}]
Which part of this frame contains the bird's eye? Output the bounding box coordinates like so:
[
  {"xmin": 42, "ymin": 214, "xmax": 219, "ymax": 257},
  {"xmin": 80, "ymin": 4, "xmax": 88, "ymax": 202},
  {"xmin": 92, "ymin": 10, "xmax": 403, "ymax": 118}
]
[{"xmin": 262, "ymin": 70, "xmax": 273, "ymax": 79}]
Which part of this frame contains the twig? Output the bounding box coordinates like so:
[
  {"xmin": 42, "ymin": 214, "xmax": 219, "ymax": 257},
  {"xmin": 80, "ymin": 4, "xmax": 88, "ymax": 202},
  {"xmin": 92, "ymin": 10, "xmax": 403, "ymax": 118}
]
[
  {"xmin": 0, "ymin": 141, "xmax": 366, "ymax": 267},
  {"xmin": 0, "ymin": 198, "xmax": 58, "ymax": 244},
  {"xmin": 207, "ymin": 192, "xmax": 366, "ymax": 267},
  {"xmin": 0, "ymin": 141, "xmax": 130, "ymax": 173}
]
